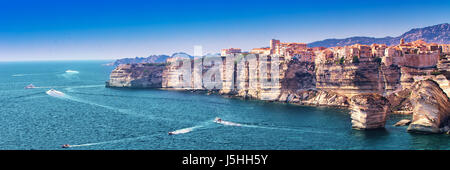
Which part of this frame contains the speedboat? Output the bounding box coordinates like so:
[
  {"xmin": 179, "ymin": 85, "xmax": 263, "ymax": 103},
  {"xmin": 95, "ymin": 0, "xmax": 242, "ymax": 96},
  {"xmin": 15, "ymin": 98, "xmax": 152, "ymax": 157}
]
[
  {"xmin": 213, "ymin": 117, "xmax": 241, "ymax": 126},
  {"xmin": 65, "ymin": 70, "xmax": 79, "ymax": 74},
  {"xmin": 46, "ymin": 89, "xmax": 65, "ymax": 97},
  {"xmin": 213, "ymin": 117, "xmax": 222, "ymax": 123},
  {"xmin": 24, "ymin": 84, "xmax": 36, "ymax": 89},
  {"xmin": 62, "ymin": 144, "xmax": 70, "ymax": 148},
  {"xmin": 168, "ymin": 132, "xmax": 174, "ymax": 135}
]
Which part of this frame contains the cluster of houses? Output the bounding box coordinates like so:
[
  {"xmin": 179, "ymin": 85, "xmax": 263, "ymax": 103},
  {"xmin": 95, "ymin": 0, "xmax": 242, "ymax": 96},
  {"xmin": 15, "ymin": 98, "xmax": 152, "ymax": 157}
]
[{"xmin": 220, "ymin": 38, "xmax": 450, "ymax": 68}]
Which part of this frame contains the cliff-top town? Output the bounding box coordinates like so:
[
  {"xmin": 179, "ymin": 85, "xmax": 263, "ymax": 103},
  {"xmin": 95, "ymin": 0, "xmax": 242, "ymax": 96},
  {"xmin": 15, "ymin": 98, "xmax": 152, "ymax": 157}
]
[
  {"xmin": 108, "ymin": 30, "xmax": 450, "ymax": 135},
  {"xmin": 221, "ymin": 38, "xmax": 449, "ymax": 68}
]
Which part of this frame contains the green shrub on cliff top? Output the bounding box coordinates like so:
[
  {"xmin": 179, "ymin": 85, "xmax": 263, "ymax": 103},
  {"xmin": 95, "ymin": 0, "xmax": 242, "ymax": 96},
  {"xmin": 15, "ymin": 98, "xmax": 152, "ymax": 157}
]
[
  {"xmin": 352, "ymin": 56, "xmax": 359, "ymax": 64},
  {"xmin": 339, "ymin": 57, "xmax": 345, "ymax": 65},
  {"xmin": 431, "ymin": 70, "xmax": 442, "ymax": 75}
]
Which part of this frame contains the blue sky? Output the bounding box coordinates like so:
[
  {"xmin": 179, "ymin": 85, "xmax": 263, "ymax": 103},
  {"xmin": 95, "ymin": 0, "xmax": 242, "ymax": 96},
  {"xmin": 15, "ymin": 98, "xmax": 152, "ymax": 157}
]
[{"xmin": 0, "ymin": 0, "xmax": 449, "ymax": 61}]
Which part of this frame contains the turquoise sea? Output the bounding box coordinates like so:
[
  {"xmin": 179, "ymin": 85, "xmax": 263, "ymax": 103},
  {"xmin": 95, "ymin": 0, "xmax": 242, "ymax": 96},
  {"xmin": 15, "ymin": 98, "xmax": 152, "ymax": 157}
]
[{"xmin": 0, "ymin": 61, "xmax": 448, "ymax": 150}]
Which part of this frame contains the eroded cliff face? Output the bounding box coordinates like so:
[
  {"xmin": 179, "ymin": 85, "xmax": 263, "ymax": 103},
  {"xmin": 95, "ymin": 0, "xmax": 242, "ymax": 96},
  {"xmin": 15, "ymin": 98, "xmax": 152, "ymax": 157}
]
[
  {"xmin": 386, "ymin": 88, "xmax": 413, "ymax": 114},
  {"xmin": 286, "ymin": 90, "xmax": 349, "ymax": 107},
  {"xmin": 315, "ymin": 61, "xmax": 405, "ymax": 98},
  {"xmin": 159, "ymin": 55, "xmax": 351, "ymax": 107},
  {"xmin": 107, "ymin": 53, "xmax": 449, "ymax": 118},
  {"xmin": 277, "ymin": 60, "xmax": 348, "ymax": 106},
  {"xmin": 407, "ymin": 80, "xmax": 450, "ymax": 133},
  {"xmin": 106, "ymin": 54, "xmax": 450, "ymax": 132},
  {"xmin": 280, "ymin": 59, "xmax": 316, "ymax": 93},
  {"xmin": 385, "ymin": 55, "xmax": 450, "ymax": 115},
  {"xmin": 316, "ymin": 62, "xmax": 382, "ymax": 97},
  {"xmin": 106, "ymin": 63, "xmax": 164, "ymax": 88}
]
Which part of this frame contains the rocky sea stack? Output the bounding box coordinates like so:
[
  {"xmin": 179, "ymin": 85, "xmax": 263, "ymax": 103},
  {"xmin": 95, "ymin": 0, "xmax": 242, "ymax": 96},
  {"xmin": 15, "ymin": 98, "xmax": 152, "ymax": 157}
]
[
  {"xmin": 350, "ymin": 93, "xmax": 390, "ymax": 130},
  {"xmin": 407, "ymin": 80, "xmax": 450, "ymax": 134}
]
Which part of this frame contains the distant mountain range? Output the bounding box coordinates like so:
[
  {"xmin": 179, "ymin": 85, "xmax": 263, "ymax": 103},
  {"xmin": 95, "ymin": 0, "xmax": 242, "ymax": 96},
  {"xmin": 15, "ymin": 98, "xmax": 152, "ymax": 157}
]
[
  {"xmin": 308, "ymin": 23, "xmax": 450, "ymax": 47},
  {"xmin": 108, "ymin": 52, "xmax": 193, "ymax": 66},
  {"xmin": 109, "ymin": 23, "xmax": 449, "ymax": 66}
]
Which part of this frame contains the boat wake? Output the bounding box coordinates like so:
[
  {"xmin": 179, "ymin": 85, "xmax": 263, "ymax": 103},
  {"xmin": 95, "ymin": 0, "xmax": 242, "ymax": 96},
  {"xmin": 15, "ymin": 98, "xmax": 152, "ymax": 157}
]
[
  {"xmin": 169, "ymin": 125, "xmax": 203, "ymax": 135},
  {"xmin": 243, "ymin": 124, "xmax": 328, "ymax": 134},
  {"xmin": 12, "ymin": 72, "xmax": 59, "ymax": 77},
  {"xmin": 168, "ymin": 120, "xmax": 215, "ymax": 135},
  {"xmin": 46, "ymin": 89, "xmax": 117, "ymax": 109},
  {"xmin": 35, "ymin": 84, "xmax": 103, "ymax": 89},
  {"xmin": 214, "ymin": 117, "xmax": 328, "ymax": 134},
  {"xmin": 64, "ymin": 134, "xmax": 158, "ymax": 148},
  {"xmin": 12, "ymin": 73, "xmax": 44, "ymax": 77},
  {"xmin": 45, "ymin": 89, "xmax": 174, "ymax": 122},
  {"xmin": 64, "ymin": 85, "xmax": 104, "ymax": 92},
  {"xmin": 12, "ymin": 74, "xmax": 28, "ymax": 77},
  {"xmin": 213, "ymin": 117, "xmax": 242, "ymax": 126}
]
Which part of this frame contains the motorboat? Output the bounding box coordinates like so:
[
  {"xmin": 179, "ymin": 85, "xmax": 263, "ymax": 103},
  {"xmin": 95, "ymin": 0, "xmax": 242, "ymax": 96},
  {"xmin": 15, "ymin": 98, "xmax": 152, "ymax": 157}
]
[
  {"xmin": 24, "ymin": 84, "xmax": 36, "ymax": 89},
  {"xmin": 62, "ymin": 144, "xmax": 70, "ymax": 148},
  {"xmin": 65, "ymin": 70, "xmax": 79, "ymax": 74},
  {"xmin": 46, "ymin": 89, "xmax": 65, "ymax": 97},
  {"xmin": 213, "ymin": 117, "xmax": 222, "ymax": 123},
  {"xmin": 213, "ymin": 117, "xmax": 241, "ymax": 126}
]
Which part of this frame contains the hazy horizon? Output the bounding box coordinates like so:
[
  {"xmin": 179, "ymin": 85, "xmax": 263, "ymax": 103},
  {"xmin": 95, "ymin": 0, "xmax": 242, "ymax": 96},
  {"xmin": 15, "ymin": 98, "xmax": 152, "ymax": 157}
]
[{"xmin": 1, "ymin": 0, "xmax": 449, "ymax": 61}]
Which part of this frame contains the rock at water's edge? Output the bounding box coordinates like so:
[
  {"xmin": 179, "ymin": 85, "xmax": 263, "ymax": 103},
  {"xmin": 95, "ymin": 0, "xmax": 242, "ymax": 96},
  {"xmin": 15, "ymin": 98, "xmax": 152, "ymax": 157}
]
[
  {"xmin": 407, "ymin": 80, "xmax": 450, "ymax": 134},
  {"xmin": 350, "ymin": 93, "xmax": 390, "ymax": 130},
  {"xmin": 394, "ymin": 119, "xmax": 411, "ymax": 126}
]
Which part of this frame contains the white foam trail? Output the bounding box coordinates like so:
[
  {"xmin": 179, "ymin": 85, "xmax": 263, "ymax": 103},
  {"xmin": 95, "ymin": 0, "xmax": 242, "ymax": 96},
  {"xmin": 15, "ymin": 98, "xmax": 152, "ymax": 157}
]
[
  {"xmin": 35, "ymin": 86, "xmax": 66, "ymax": 89},
  {"xmin": 12, "ymin": 73, "xmax": 41, "ymax": 77},
  {"xmin": 169, "ymin": 120, "xmax": 216, "ymax": 135},
  {"xmin": 64, "ymin": 85, "xmax": 104, "ymax": 92},
  {"xmin": 12, "ymin": 74, "xmax": 42, "ymax": 77},
  {"xmin": 67, "ymin": 135, "xmax": 153, "ymax": 148},
  {"xmin": 47, "ymin": 90, "xmax": 122, "ymax": 112},
  {"xmin": 170, "ymin": 125, "xmax": 202, "ymax": 135},
  {"xmin": 35, "ymin": 84, "xmax": 103, "ymax": 89},
  {"xmin": 214, "ymin": 119, "xmax": 328, "ymax": 134},
  {"xmin": 68, "ymin": 121, "xmax": 215, "ymax": 147},
  {"xmin": 215, "ymin": 120, "xmax": 242, "ymax": 126},
  {"xmin": 23, "ymin": 96, "xmax": 46, "ymax": 100},
  {"xmin": 45, "ymin": 89, "xmax": 168, "ymax": 121},
  {"xmin": 12, "ymin": 72, "xmax": 58, "ymax": 77},
  {"xmin": 243, "ymin": 124, "xmax": 329, "ymax": 134},
  {"xmin": 65, "ymin": 70, "xmax": 79, "ymax": 74},
  {"xmin": 68, "ymin": 85, "xmax": 104, "ymax": 89}
]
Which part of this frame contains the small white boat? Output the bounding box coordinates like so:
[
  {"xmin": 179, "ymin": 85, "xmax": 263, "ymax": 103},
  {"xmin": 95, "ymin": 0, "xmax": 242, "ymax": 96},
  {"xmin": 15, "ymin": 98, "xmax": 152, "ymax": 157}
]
[
  {"xmin": 65, "ymin": 70, "xmax": 79, "ymax": 74},
  {"xmin": 46, "ymin": 89, "xmax": 65, "ymax": 97},
  {"xmin": 213, "ymin": 117, "xmax": 241, "ymax": 126},
  {"xmin": 24, "ymin": 84, "xmax": 36, "ymax": 89},
  {"xmin": 213, "ymin": 117, "xmax": 222, "ymax": 123}
]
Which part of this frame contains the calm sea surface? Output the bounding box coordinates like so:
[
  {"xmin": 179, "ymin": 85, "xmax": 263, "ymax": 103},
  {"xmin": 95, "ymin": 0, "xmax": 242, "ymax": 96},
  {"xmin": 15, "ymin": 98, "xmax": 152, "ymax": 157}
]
[{"xmin": 0, "ymin": 61, "xmax": 448, "ymax": 150}]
